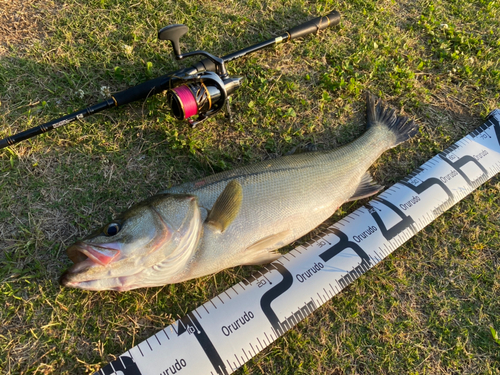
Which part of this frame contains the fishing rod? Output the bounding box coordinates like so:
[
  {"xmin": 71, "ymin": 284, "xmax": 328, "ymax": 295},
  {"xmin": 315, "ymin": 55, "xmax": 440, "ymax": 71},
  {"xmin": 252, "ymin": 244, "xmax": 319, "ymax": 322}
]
[{"xmin": 0, "ymin": 11, "xmax": 340, "ymax": 150}]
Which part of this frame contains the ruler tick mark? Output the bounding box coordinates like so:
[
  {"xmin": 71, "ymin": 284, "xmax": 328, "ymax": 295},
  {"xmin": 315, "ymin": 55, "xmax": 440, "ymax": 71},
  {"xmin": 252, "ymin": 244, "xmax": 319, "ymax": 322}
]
[
  {"xmin": 194, "ymin": 308, "xmax": 202, "ymax": 319},
  {"xmin": 234, "ymin": 354, "xmax": 242, "ymax": 366},
  {"xmin": 324, "ymin": 287, "xmax": 332, "ymax": 299},
  {"xmin": 179, "ymin": 318, "xmax": 187, "ymax": 330},
  {"xmin": 257, "ymin": 270, "xmax": 272, "ymax": 285},
  {"xmin": 256, "ymin": 337, "xmax": 263, "ymax": 350},
  {"xmin": 250, "ymin": 342, "xmax": 257, "ymax": 356},
  {"xmin": 187, "ymin": 314, "xmax": 201, "ymax": 334},
  {"xmin": 264, "ymin": 331, "xmax": 271, "ymax": 345},
  {"xmin": 202, "ymin": 304, "xmax": 210, "ymax": 314},
  {"xmin": 171, "ymin": 323, "xmax": 178, "ymax": 335},
  {"xmin": 317, "ymin": 292, "xmax": 325, "ymax": 304},
  {"xmin": 329, "ymin": 283, "xmax": 335, "ymax": 294},
  {"xmin": 243, "ymin": 348, "xmax": 250, "ymax": 360}
]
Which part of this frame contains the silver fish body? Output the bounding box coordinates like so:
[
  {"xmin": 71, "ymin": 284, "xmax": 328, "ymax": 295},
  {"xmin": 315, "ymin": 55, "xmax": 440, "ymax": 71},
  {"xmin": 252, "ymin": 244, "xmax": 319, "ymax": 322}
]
[{"xmin": 61, "ymin": 94, "xmax": 417, "ymax": 291}]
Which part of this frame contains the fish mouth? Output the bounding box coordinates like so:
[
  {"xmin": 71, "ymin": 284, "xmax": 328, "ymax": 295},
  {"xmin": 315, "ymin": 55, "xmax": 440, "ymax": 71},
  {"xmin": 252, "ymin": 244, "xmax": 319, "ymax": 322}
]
[{"xmin": 60, "ymin": 241, "xmax": 121, "ymax": 286}]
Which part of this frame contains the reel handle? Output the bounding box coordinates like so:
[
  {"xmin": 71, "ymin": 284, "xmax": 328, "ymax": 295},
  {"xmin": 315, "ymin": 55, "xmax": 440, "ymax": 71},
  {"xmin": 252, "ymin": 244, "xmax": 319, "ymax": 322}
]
[
  {"xmin": 158, "ymin": 24, "xmax": 189, "ymax": 57},
  {"xmin": 287, "ymin": 10, "xmax": 340, "ymax": 40}
]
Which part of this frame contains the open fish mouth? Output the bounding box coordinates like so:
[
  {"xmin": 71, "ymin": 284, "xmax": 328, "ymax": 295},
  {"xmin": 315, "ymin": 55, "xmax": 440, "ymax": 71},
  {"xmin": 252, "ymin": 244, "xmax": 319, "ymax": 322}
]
[{"xmin": 60, "ymin": 242, "xmax": 121, "ymax": 285}]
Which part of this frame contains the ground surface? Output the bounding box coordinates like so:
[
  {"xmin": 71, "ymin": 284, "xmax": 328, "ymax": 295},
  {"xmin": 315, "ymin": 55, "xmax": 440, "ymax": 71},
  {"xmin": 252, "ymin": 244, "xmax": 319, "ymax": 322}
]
[{"xmin": 0, "ymin": 0, "xmax": 499, "ymax": 374}]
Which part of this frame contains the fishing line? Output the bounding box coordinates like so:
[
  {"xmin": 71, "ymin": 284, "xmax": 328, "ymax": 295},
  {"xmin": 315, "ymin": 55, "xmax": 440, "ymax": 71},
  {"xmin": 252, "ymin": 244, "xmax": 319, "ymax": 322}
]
[{"xmin": 170, "ymin": 85, "xmax": 199, "ymax": 119}]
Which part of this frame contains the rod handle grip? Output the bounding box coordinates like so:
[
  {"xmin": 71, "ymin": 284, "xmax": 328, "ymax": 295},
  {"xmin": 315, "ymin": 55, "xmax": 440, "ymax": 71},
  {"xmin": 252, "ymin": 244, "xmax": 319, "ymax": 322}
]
[
  {"xmin": 287, "ymin": 10, "xmax": 340, "ymax": 40},
  {"xmin": 112, "ymin": 75, "xmax": 175, "ymax": 106}
]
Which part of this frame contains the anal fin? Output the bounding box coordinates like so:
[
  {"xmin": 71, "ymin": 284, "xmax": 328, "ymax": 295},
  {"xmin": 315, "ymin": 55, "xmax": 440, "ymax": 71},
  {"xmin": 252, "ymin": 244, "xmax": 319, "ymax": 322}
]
[{"xmin": 348, "ymin": 173, "xmax": 384, "ymax": 202}]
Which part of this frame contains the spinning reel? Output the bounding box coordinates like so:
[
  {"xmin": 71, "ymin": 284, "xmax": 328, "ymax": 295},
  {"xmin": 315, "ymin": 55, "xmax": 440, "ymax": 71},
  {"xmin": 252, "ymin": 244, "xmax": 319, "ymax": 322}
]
[{"xmin": 159, "ymin": 24, "xmax": 243, "ymax": 127}]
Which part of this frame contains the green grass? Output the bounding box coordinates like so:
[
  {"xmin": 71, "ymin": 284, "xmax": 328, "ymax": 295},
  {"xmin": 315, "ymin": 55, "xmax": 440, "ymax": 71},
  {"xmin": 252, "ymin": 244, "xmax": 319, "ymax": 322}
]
[{"xmin": 1, "ymin": 0, "xmax": 500, "ymax": 374}]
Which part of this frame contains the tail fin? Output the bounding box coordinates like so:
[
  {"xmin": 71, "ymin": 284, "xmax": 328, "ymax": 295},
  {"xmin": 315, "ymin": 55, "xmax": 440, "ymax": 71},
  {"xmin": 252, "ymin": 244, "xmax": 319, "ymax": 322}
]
[{"xmin": 366, "ymin": 93, "xmax": 418, "ymax": 146}]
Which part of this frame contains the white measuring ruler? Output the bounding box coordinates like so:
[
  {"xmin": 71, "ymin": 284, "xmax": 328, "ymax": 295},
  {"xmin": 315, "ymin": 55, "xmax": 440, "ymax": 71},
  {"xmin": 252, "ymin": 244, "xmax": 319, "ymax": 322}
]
[{"xmin": 94, "ymin": 110, "xmax": 500, "ymax": 375}]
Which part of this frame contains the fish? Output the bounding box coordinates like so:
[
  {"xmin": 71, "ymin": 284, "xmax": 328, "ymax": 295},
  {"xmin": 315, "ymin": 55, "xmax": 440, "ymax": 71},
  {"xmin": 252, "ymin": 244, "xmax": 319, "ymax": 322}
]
[{"xmin": 60, "ymin": 93, "xmax": 418, "ymax": 291}]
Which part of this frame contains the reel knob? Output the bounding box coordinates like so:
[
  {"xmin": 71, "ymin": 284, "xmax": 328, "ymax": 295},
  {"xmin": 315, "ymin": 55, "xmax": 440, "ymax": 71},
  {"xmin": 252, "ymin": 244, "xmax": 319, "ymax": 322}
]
[{"xmin": 158, "ymin": 24, "xmax": 189, "ymax": 57}]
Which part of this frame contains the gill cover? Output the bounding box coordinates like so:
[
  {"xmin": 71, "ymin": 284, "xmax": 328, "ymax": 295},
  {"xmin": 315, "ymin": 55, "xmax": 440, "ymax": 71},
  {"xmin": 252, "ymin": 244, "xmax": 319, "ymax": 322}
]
[{"xmin": 61, "ymin": 193, "xmax": 203, "ymax": 291}]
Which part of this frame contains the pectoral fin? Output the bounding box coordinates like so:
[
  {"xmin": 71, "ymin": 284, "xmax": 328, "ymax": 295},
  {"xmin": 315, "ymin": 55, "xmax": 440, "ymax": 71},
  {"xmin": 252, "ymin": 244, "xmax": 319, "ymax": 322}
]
[
  {"xmin": 348, "ymin": 173, "xmax": 384, "ymax": 201},
  {"xmin": 206, "ymin": 180, "xmax": 243, "ymax": 232},
  {"xmin": 240, "ymin": 230, "xmax": 292, "ymax": 265}
]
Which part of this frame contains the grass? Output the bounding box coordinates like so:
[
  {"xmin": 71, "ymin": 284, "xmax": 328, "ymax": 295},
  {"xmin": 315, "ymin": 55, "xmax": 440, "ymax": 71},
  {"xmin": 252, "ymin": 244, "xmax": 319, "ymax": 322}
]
[{"xmin": 1, "ymin": 0, "xmax": 500, "ymax": 374}]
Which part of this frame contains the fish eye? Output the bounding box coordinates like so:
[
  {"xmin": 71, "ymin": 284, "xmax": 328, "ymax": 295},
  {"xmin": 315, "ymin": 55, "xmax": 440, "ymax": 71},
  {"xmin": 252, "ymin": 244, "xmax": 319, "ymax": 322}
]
[{"xmin": 104, "ymin": 222, "xmax": 121, "ymax": 236}]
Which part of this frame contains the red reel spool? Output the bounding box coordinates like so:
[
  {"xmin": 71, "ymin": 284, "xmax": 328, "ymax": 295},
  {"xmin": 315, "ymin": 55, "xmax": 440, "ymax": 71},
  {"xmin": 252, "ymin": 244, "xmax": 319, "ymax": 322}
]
[{"xmin": 170, "ymin": 85, "xmax": 198, "ymax": 119}]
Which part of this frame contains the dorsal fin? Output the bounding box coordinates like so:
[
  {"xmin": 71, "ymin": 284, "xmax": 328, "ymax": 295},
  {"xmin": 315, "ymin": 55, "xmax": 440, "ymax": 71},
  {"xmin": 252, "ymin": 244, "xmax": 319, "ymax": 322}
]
[
  {"xmin": 206, "ymin": 180, "xmax": 243, "ymax": 232},
  {"xmin": 285, "ymin": 142, "xmax": 318, "ymax": 156},
  {"xmin": 348, "ymin": 173, "xmax": 384, "ymax": 202}
]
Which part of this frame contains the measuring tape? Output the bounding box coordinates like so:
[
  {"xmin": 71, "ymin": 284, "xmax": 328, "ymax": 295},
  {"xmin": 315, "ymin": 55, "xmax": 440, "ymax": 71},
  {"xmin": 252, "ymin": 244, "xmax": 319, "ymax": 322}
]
[{"xmin": 94, "ymin": 110, "xmax": 500, "ymax": 375}]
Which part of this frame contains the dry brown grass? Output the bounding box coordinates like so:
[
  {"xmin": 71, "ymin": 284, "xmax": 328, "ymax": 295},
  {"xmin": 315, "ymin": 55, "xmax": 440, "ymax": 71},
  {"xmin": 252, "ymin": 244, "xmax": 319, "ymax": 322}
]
[{"xmin": 0, "ymin": 0, "xmax": 60, "ymax": 55}]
